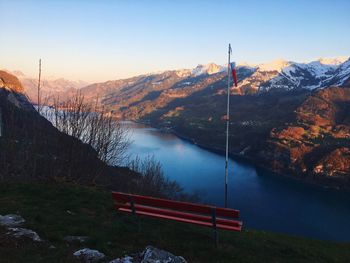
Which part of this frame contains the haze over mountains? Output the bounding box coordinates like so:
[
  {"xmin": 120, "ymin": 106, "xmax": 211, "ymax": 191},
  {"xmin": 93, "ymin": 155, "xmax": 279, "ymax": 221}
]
[
  {"xmin": 4, "ymin": 56, "xmax": 350, "ymax": 106},
  {"xmin": 2, "ymin": 70, "xmax": 90, "ymax": 103}
]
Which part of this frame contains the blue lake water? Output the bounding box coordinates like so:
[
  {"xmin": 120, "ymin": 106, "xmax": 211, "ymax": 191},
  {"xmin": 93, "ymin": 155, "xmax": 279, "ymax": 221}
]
[{"xmin": 124, "ymin": 121, "xmax": 350, "ymax": 242}]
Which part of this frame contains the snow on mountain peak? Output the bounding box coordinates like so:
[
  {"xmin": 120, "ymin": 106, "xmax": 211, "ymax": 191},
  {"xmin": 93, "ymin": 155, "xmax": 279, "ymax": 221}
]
[
  {"xmin": 237, "ymin": 62, "xmax": 258, "ymax": 69},
  {"xmin": 192, "ymin": 63, "xmax": 225, "ymax": 76},
  {"xmin": 258, "ymin": 59, "xmax": 291, "ymax": 72},
  {"xmin": 317, "ymin": 56, "xmax": 349, "ymax": 66},
  {"xmin": 175, "ymin": 69, "xmax": 191, "ymax": 78}
]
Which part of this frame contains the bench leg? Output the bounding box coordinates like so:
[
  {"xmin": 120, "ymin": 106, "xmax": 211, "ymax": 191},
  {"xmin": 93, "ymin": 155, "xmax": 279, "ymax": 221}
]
[
  {"xmin": 213, "ymin": 229, "xmax": 219, "ymax": 248},
  {"xmin": 129, "ymin": 196, "xmax": 140, "ymax": 232},
  {"xmin": 211, "ymin": 208, "xmax": 219, "ymax": 247}
]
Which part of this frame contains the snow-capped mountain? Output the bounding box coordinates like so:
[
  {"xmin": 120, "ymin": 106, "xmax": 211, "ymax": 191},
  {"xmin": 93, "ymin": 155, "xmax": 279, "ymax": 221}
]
[
  {"xmin": 76, "ymin": 56, "xmax": 350, "ymax": 110},
  {"xmin": 158, "ymin": 57, "xmax": 350, "ymax": 94},
  {"xmin": 316, "ymin": 56, "xmax": 349, "ymax": 65},
  {"xmin": 235, "ymin": 56, "xmax": 350, "ymax": 93},
  {"xmin": 191, "ymin": 63, "xmax": 226, "ymax": 76},
  {"xmin": 5, "ymin": 56, "xmax": 350, "ymax": 106},
  {"xmin": 172, "ymin": 63, "xmax": 226, "ymax": 78},
  {"xmin": 257, "ymin": 59, "xmax": 292, "ymax": 72}
]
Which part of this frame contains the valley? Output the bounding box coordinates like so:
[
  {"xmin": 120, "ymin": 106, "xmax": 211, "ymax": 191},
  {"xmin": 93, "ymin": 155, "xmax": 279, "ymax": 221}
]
[{"xmin": 50, "ymin": 57, "xmax": 350, "ymax": 188}]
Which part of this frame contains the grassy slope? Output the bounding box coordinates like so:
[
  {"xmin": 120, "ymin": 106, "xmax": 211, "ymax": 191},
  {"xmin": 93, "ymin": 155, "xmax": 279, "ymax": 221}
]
[{"xmin": 0, "ymin": 183, "xmax": 349, "ymax": 263}]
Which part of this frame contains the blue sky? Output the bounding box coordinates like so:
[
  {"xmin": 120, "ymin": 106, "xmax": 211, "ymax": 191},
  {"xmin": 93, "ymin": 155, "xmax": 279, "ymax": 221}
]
[{"xmin": 2, "ymin": 0, "xmax": 350, "ymax": 82}]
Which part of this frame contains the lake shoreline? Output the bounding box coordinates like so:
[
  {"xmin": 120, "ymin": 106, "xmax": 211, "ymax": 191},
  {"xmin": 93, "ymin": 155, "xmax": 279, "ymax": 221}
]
[
  {"xmin": 124, "ymin": 120, "xmax": 350, "ymax": 242},
  {"xmin": 132, "ymin": 120, "xmax": 350, "ymax": 192}
]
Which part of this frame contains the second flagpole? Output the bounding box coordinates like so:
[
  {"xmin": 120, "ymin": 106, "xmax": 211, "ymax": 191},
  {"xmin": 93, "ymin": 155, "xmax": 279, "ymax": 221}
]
[{"xmin": 225, "ymin": 44, "xmax": 231, "ymax": 208}]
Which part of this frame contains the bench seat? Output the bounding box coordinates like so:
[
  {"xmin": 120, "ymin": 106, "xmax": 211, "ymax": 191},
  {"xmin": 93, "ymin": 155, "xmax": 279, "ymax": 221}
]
[{"xmin": 112, "ymin": 192, "xmax": 242, "ymax": 232}]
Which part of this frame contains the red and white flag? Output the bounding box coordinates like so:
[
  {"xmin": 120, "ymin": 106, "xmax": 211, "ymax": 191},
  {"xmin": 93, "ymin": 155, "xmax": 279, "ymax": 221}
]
[{"xmin": 230, "ymin": 62, "xmax": 238, "ymax": 87}]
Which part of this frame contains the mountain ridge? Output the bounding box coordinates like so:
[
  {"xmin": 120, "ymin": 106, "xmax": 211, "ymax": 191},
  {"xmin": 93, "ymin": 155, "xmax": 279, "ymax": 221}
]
[
  {"xmin": 66, "ymin": 56, "xmax": 350, "ymax": 120},
  {"xmin": 1, "ymin": 69, "xmax": 90, "ymax": 103},
  {"xmin": 76, "ymin": 56, "xmax": 350, "ymax": 101},
  {"xmin": 5, "ymin": 56, "xmax": 350, "ymax": 103}
]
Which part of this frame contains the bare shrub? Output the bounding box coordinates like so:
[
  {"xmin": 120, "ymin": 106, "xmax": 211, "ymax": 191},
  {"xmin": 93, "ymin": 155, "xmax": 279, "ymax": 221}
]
[
  {"xmin": 128, "ymin": 155, "xmax": 198, "ymax": 201},
  {"xmin": 42, "ymin": 92, "xmax": 130, "ymax": 165}
]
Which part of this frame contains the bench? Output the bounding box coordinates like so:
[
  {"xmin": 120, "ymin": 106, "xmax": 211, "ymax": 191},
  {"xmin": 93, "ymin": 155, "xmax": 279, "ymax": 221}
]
[{"xmin": 112, "ymin": 192, "xmax": 242, "ymax": 245}]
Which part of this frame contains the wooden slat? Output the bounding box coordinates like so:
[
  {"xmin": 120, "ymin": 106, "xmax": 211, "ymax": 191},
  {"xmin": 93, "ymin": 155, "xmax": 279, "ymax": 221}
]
[
  {"xmin": 112, "ymin": 192, "xmax": 240, "ymax": 218},
  {"xmin": 216, "ymin": 207, "xmax": 240, "ymax": 219},
  {"xmin": 114, "ymin": 203, "xmax": 242, "ymax": 228},
  {"xmin": 117, "ymin": 207, "xmax": 242, "ymax": 232}
]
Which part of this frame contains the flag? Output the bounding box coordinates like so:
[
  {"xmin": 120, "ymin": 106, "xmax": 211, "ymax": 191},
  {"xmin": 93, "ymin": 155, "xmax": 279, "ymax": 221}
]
[{"xmin": 230, "ymin": 62, "xmax": 238, "ymax": 87}]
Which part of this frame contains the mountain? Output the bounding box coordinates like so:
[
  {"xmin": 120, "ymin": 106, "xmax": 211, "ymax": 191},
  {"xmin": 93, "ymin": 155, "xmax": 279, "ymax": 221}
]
[
  {"xmin": 140, "ymin": 83, "xmax": 350, "ymax": 188},
  {"xmin": 0, "ymin": 70, "xmax": 24, "ymax": 93},
  {"xmin": 256, "ymin": 85, "xmax": 350, "ymax": 185},
  {"xmin": 0, "ymin": 71, "xmax": 190, "ymax": 200},
  {"xmin": 7, "ymin": 56, "xmax": 350, "ymax": 187},
  {"xmin": 0, "ymin": 70, "xmax": 33, "ymax": 110},
  {"xmin": 191, "ymin": 63, "xmax": 226, "ymax": 76},
  {"xmin": 72, "ymin": 57, "xmax": 350, "ymax": 120},
  {"xmin": 0, "ymin": 70, "xmax": 131, "ymax": 186},
  {"xmin": 69, "ymin": 56, "xmax": 350, "ymax": 188},
  {"xmin": 10, "ymin": 56, "xmax": 349, "ymax": 107},
  {"xmin": 237, "ymin": 56, "xmax": 350, "ymax": 93},
  {"xmin": 78, "ymin": 63, "xmax": 255, "ymax": 118},
  {"xmin": 3, "ymin": 70, "xmax": 89, "ymax": 103}
]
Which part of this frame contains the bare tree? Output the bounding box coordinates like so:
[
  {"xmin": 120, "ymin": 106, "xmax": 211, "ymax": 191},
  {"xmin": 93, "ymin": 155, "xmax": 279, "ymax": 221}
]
[
  {"xmin": 43, "ymin": 92, "xmax": 130, "ymax": 165},
  {"xmin": 128, "ymin": 155, "xmax": 197, "ymax": 201}
]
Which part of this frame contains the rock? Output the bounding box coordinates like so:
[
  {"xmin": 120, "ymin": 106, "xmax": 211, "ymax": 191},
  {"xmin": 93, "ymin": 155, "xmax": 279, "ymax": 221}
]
[
  {"xmin": 7, "ymin": 227, "xmax": 42, "ymax": 242},
  {"xmin": 110, "ymin": 246, "xmax": 186, "ymax": 263},
  {"xmin": 73, "ymin": 248, "xmax": 105, "ymax": 263},
  {"xmin": 64, "ymin": 235, "xmax": 89, "ymax": 243},
  {"xmin": 66, "ymin": 210, "xmax": 76, "ymax": 215},
  {"xmin": 0, "ymin": 70, "xmax": 24, "ymax": 93},
  {"xmin": 141, "ymin": 246, "xmax": 186, "ymax": 263},
  {"xmin": 109, "ymin": 256, "xmax": 134, "ymax": 263},
  {"xmin": 0, "ymin": 214, "xmax": 25, "ymax": 227}
]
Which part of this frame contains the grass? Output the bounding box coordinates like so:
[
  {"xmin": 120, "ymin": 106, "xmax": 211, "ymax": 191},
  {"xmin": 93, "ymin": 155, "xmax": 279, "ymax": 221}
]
[{"xmin": 0, "ymin": 182, "xmax": 349, "ymax": 262}]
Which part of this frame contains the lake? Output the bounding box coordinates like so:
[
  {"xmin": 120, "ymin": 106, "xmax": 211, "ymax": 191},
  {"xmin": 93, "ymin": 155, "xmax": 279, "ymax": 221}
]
[{"xmin": 124, "ymin": 121, "xmax": 350, "ymax": 242}]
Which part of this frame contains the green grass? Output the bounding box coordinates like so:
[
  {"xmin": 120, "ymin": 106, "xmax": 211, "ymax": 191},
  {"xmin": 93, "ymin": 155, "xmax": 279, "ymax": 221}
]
[{"xmin": 0, "ymin": 182, "xmax": 349, "ymax": 263}]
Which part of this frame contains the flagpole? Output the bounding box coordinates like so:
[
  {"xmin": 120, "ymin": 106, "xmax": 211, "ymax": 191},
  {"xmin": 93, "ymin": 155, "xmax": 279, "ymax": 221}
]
[{"xmin": 225, "ymin": 44, "xmax": 231, "ymax": 208}]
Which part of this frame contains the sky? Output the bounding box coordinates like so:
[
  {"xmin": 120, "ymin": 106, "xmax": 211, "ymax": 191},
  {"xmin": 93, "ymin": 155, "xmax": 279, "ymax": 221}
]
[{"xmin": 1, "ymin": 0, "xmax": 350, "ymax": 82}]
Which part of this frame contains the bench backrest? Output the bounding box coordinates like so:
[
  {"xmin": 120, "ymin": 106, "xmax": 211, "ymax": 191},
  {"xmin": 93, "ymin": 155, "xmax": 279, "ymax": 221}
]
[{"xmin": 112, "ymin": 192, "xmax": 240, "ymax": 219}]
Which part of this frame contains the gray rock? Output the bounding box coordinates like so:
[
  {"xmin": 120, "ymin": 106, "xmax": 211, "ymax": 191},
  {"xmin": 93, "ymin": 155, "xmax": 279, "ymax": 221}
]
[
  {"xmin": 64, "ymin": 235, "xmax": 89, "ymax": 243},
  {"xmin": 141, "ymin": 246, "xmax": 187, "ymax": 263},
  {"xmin": 0, "ymin": 214, "xmax": 25, "ymax": 227},
  {"xmin": 7, "ymin": 227, "xmax": 42, "ymax": 242},
  {"xmin": 109, "ymin": 256, "xmax": 133, "ymax": 263},
  {"xmin": 109, "ymin": 246, "xmax": 186, "ymax": 263},
  {"xmin": 66, "ymin": 210, "xmax": 76, "ymax": 215},
  {"xmin": 73, "ymin": 248, "xmax": 105, "ymax": 263}
]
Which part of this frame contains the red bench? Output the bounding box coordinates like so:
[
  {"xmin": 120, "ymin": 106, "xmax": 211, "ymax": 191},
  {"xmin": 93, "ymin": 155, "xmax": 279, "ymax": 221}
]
[{"xmin": 112, "ymin": 192, "xmax": 242, "ymax": 245}]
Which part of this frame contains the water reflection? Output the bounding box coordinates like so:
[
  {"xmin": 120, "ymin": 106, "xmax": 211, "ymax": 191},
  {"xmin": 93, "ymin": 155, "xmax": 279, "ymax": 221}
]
[{"xmin": 124, "ymin": 121, "xmax": 350, "ymax": 242}]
